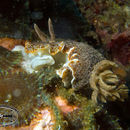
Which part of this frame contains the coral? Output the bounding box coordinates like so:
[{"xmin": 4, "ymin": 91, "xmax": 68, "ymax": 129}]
[
  {"xmin": 89, "ymin": 60, "xmax": 128, "ymax": 103},
  {"xmin": 107, "ymin": 28, "xmax": 130, "ymax": 66}
]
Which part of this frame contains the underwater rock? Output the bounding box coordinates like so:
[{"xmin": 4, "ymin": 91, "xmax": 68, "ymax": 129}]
[
  {"xmin": 0, "ymin": 18, "xmax": 129, "ymax": 129},
  {"xmin": 107, "ymin": 28, "xmax": 130, "ymax": 67},
  {"xmin": 74, "ymin": 0, "xmax": 130, "ymax": 45}
]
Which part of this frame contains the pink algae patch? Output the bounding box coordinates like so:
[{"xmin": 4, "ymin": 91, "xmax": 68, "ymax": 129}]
[{"xmin": 55, "ymin": 96, "xmax": 78, "ymax": 114}]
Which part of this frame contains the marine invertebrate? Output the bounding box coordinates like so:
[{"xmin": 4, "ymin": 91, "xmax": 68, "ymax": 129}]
[
  {"xmin": 1, "ymin": 18, "xmax": 129, "ymax": 129},
  {"xmin": 90, "ymin": 60, "xmax": 128, "ymax": 103},
  {"xmin": 13, "ymin": 18, "xmax": 105, "ymax": 90},
  {"xmin": 12, "ymin": 19, "xmax": 128, "ymax": 102}
]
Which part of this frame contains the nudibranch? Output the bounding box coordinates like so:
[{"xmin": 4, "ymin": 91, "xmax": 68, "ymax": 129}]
[
  {"xmin": 12, "ymin": 19, "xmax": 105, "ymax": 88},
  {"xmin": 12, "ymin": 18, "xmax": 128, "ymax": 103}
]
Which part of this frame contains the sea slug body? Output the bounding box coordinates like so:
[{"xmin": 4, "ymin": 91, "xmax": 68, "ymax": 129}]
[{"xmin": 12, "ymin": 19, "xmax": 128, "ymax": 103}]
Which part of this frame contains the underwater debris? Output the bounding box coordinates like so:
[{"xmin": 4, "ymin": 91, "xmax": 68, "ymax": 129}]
[{"xmin": 90, "ymin": 60, "xmax": 128, "ymax": 103}]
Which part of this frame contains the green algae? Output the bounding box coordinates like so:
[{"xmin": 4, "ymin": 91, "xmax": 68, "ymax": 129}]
[
  {"xmin": 55, "ymin": 86, "xmax": 100, "ymax": 129},
  {"xmin": 0, "ymin": 46, "xmax": 22, "ymax": 72},
  {"xmin": 41, "ymin": 91, "xmax": 65, "ymax": 130}
]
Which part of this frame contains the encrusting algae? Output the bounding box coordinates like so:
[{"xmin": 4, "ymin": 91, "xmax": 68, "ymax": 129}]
[{"xmin": 0, "ymin": 18, "xmax": 129, "ymax": 129}]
